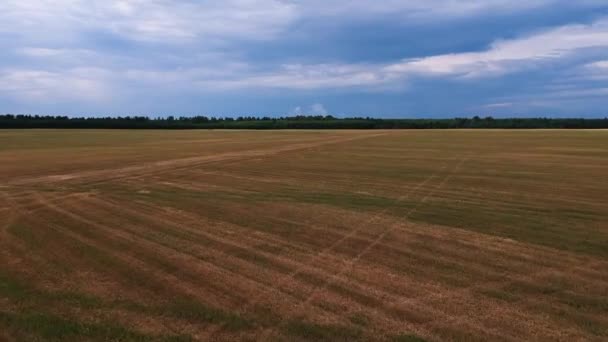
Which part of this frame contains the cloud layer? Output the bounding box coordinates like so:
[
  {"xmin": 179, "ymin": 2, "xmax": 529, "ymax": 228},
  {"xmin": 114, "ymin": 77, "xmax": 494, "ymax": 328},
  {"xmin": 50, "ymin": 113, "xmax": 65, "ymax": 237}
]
[{"xmin": 1, "ymin": 1, "xmax": 607, "ymax": 116}]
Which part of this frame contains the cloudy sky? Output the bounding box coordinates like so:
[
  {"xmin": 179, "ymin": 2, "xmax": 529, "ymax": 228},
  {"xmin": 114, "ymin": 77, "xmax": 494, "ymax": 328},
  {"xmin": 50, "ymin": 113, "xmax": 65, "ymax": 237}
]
[{"xmin": 1, "ymin": 1, "xmax": 608, "ymax": 117}]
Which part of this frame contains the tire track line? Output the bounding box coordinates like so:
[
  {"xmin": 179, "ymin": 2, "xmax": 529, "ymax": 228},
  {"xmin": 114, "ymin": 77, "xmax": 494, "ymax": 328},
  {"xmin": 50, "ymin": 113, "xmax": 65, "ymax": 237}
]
[
  {"xmin": 0, "ymin": 191, "xmax": 17, "ymax": 234},
  {"xmin": 8, "ymin": 133, "xmax": 388, "ymax": 187},
  {"xmin": 203, "ymin": 158, "xmax": 452, "ymax": 340},
  {"xmin": 104, "ymin": 133, "xmax": 390, "ymax": 186},
  {"xmin": 117, "ymin": 185, "xmax": 434, "ymax": 263},
  {"xmin": 31, "ymin": 191, "xmax": 383, "ymax": 335},
  {"xmin": 298, "ymin": 156, "xmax": 468, "ymax": 307},
  {"xmin": 38, "ymin": 192, "xmax": 383, "ymax": 320},
  {"xmin": 28, "ymin": 192, "xmax": 257, "ymax": 310},
  {"xmin": 246, "ymin": 165, "xmax": 445, "ymax": 304},
  {"xmin": 90, "ymin": 195, "xmax": 413, "ymax": 310}
]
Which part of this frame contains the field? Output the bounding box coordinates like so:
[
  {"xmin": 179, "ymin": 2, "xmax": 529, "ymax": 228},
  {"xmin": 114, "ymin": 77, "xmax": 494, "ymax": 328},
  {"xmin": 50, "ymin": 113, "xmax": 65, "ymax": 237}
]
[{"xmin": 1, "ymin": 129, "xmax": 607, "ymax": 341}]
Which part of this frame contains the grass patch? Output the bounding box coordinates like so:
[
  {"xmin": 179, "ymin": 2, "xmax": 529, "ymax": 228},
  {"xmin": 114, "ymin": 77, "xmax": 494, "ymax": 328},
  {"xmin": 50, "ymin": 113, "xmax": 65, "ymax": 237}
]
[
  {"xmin": 7, "ymin": 224, "xmax": 43, "ymax": 248},
  {"xmin": 0, "ymin": 272, "xmax": 102, "ymax": 309},
  {"xmin": 163, "ymin": 300, "xmax": 251, "ymax": 331},
  {"xmin": 391, "ymin": 334, "xmax": 427, "ymax": 342},
  {"xmin": 0, "ymin": 272, "xmax": 29, "ymax": 300},
  {"xmin": 284, "ymin": 320, "xmax": 362, "ymax": 341},
  {"xmin": 264, "ymin": 190, "xmax": 397, "ymax": 212},
  {"xmin": 348, "ymin": 313, "xmax": 369, "ymax": 326},
  {"xmin": 557, "ymin": 292, "xmax": 608, "ymax": 312},
  {"xmin": 477, "ymin": 288, "xmax": 519, "ymax": 302},
  {"xmin": 555, "ymin": 310, "xmax": 608, "ymax": 337},
  {"xmin": 0, "ymin": 311, "xmax": 191, "ymax": 342}
]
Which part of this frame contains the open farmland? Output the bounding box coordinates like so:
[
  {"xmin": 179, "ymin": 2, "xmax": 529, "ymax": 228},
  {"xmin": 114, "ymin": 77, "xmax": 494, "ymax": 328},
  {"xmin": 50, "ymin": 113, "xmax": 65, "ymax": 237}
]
[{"xmin": 1, "ymin": 129, "xmax": 607, "ymax": 341}]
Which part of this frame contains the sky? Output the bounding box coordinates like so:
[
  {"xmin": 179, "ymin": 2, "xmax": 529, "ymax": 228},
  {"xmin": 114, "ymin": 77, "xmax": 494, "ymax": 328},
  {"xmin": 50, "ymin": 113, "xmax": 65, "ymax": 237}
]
[{"xmin": 1, "ymin": 1, "xmax": 608, "ymax": 118}]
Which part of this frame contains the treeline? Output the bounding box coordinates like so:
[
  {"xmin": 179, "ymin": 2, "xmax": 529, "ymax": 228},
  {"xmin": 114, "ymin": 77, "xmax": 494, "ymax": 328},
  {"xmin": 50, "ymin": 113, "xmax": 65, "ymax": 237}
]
[{"xmin": 1, "ymin": 114, "xmax": 607, "ymax": 129}]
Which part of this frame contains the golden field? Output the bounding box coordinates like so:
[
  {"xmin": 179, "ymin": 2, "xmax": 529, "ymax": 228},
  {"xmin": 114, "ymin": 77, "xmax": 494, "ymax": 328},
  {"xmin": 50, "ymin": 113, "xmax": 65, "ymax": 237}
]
[{"xmin": 1, "ymin": 129, "xmax": 607, "ymax": 341}]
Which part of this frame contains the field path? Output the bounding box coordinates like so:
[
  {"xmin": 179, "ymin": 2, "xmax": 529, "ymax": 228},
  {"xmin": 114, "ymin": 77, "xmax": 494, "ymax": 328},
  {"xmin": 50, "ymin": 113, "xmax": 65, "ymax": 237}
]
[{"xmin": 7, "ymin": 132, "xmax": 388, "ymax": 187}]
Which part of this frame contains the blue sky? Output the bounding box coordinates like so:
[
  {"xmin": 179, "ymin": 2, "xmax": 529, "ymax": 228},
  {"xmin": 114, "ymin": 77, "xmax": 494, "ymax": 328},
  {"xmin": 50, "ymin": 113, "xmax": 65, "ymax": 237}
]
[{"xmin": 1, "ymin": 1, "xmax": 608, "ymax": 118}]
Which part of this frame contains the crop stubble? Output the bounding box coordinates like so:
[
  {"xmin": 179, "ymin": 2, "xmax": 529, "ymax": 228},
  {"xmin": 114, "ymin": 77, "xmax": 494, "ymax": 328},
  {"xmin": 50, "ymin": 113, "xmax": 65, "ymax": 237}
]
[{"xmin": 0, "ymin": 129, "xmax": 607, "ymax": 341}]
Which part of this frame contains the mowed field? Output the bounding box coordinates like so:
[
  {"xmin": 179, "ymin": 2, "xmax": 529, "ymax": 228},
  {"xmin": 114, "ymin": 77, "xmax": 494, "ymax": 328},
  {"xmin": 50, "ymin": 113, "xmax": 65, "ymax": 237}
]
[{"xmin": 1, "ymin": 129, "xmax": 607, "ymax": 341}]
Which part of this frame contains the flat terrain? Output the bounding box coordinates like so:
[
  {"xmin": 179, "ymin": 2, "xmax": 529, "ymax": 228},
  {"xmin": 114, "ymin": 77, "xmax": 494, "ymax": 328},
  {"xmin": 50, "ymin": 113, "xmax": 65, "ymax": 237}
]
[{"xmin": 1, "ymin": 129, "xmax": 607, "ymax": 341}]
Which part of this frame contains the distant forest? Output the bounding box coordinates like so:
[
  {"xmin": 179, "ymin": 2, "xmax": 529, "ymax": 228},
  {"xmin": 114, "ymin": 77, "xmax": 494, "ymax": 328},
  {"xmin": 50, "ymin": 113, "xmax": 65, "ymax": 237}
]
[{"xmin": 1, "ymin": 114, "xmax": 607, "ymax": 129}]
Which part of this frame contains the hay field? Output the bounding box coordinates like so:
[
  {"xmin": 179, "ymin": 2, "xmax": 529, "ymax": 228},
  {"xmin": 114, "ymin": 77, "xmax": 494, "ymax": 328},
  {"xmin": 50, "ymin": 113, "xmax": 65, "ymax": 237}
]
[{"xmin": 1, "ymin": 129, "xmax": 607, "ymax": 341}]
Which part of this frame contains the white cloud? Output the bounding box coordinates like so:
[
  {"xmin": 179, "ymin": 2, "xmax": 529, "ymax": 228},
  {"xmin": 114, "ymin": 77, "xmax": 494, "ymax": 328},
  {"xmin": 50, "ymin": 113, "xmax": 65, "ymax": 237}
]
[
  {"xmin": 299, "ymin": 0, "xmax": 607, "ymax": 22},
  {"xmin": 585, "ymin": 60, "xmax": 608, "ymax": 74},
  {"xmin": 2, "ymin": 0, "xmax": 605, "ymax": 45},
  {"xmin": 0, "ymin": 0, "xmax": 298, "ymax": 43},
  {"xmin": 473, "ymin": 84, "xmax": 608, "ymax": 114},
  {"xmin": 205, "ymin": 63, "xmax": 393, "ymax": 90},
  {"xmin": 290, "ymin": 103, "xmax": 329, "ymax": 115},
  {"xmin": 310, "ymin": 103, "xmax": 328, "ymax": 115},
  {"xmin": 481, "ymin": 102, "xmax": 513, "ymax": 109},
  {"xmin": 386, "ymin": 18, "xmax": 608, "ymax": 78},
  {"xmin": 177, "ymin": 17, "xmax": 608, "ymax": 90},
  {"xmin": 1, "ymin": 0, "xmax": 608, "ymax": 108},
  {"xmin": 0, "ymin": 68, "xmax": 111, "ymax": 102},
  {"xmin": 574, "ymin": 60, "xmax": 608, "ymax": 81},
  {"xmin": 3, "ymin": 16, "xmax": 608, "ymax": 101},
  {"xmin": 588, "ymin": 60, "xmax": 608, "ymax": 69},
  {"xmin": 17, "ymin": 48, "xmax": 102, "ymax": 64},
  {"xmin": 290, "ymin": 106, "xmax": 303, "ymax": 115},
  {"xmin": 18, "ymin": 48, "xmax": 66, "ymax": 57}
]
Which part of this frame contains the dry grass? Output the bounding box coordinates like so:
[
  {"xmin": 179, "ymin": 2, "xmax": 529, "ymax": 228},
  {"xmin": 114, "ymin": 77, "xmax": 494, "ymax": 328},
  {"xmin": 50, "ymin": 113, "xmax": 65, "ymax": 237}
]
[{"xmin": 1, "ymin": 129, "xmax": 607, "ymax": 341}]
